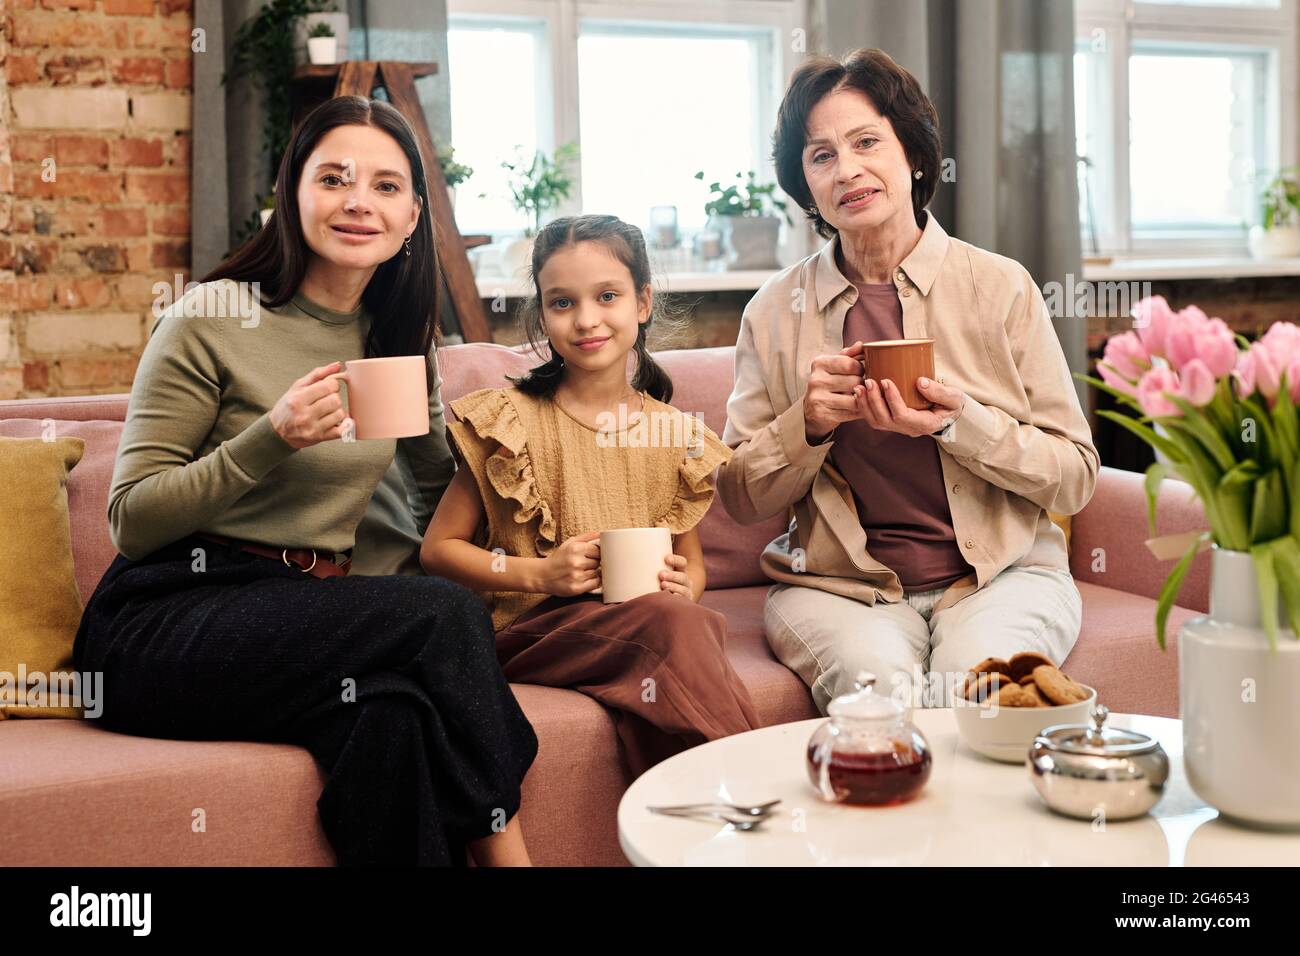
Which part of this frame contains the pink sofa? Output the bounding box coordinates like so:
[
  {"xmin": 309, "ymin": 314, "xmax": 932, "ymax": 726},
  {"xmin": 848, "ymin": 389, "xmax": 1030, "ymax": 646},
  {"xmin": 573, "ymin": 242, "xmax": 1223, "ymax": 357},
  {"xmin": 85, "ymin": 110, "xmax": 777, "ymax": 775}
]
[{"xmin": 0, "ymin": 342, "xmax": 1211, "ymax": 866}]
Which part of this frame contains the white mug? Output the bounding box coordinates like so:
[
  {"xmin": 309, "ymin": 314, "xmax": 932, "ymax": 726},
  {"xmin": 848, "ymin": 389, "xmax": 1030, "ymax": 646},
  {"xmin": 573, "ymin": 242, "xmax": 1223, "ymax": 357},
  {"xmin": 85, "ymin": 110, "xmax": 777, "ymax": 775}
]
[{"xmin": 597, "ymin": 527, "xmax": 673, "ymax": 604}]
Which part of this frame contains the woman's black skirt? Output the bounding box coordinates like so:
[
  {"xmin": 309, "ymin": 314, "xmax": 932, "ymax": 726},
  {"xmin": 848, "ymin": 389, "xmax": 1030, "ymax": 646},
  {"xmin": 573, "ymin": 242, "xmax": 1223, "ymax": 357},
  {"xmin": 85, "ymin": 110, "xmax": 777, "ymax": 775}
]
[{"xmin": 72, "ymin": 533, "xmax": 538, "ymax": 866}]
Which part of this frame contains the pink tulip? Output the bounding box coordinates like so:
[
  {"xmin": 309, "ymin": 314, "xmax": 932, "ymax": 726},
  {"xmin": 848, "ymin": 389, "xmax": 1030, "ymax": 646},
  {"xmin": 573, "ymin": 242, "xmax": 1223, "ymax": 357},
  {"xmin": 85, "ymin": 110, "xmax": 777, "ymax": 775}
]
[
  {"xmin": 1235, "ymin": 342, "xmax": 1281, "ymax": 401},
  {"xmin": 1259, "ymin": 321, "xmax": 1300, "ymax": 375},
  {"xmin": 1286, "ymin": 357, "xmax": 1300, "ymax": 404},
  {"xmin": 1101, "ymin": 331, "xmax": 1149, "ymax": 382},
  {"xmin": 1161, "ymin": 308, "xmax": 1235, "ymax": 376},
  {"xmin": 1137, "ymin": 366, "xmax": 1183, "ymax": 418},
  {"xmin": 1099, "ymin": 361, "xmax": 1138, "ymax": 398},
  {"xmin": 1132, "ymin": 296, "xmax": 1176, "ymax": 359},
  {"xmin": 1178, "ymin": 359, "xmax": 1217, "ymax": 407}
]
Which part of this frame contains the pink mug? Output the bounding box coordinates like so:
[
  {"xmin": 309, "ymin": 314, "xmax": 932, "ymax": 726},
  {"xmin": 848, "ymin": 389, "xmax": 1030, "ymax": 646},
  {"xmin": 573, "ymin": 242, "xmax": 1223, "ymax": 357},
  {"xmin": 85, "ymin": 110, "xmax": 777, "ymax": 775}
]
[{"xmin": 326, "ymin": 356, "xmax": 429, "ymax": 440}]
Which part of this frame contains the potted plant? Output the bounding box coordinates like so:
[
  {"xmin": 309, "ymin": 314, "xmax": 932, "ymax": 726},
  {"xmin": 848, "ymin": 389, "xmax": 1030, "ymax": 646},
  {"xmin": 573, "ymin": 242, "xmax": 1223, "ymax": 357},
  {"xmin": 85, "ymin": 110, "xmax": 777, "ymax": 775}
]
[
  {"xmin": 294, "ymin": 4, "xmax": 349, "ymax": 67},
  {"xmin": 694, "ymin": 169, "xmax": 792, "ymax": 270},
  {"xmin": 225, "ymin": 0, "xmax": 335, "ymax": 246},
  {"xmin": 1248, "ymin": 168, "xmax": 1300, "ymax": 260},
  {"xmin": 493, "ymin": 142, "xmax": 579, "ymax": 276},
  {"xmin": 438, "ymin": 146, "xmax": 474, "ymax": 213},
  {"xmin": 306, "ymin": 20, "xmax": 336, "ymax": 65},
  {"xmin": 258, "ymin": 191, "xmax": 276, "ymax": 226},
  {"xmin": 1080, "ymin": 296, "xmax": 1300, "ymax": 829}
]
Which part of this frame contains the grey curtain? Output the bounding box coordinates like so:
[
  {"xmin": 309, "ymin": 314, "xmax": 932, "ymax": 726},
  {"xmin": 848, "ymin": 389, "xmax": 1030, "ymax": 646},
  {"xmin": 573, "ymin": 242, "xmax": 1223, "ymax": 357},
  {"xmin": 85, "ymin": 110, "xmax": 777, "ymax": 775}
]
[{"xmin": 809, "ymin": 0, "xmax": 1086, "ymax": 385}]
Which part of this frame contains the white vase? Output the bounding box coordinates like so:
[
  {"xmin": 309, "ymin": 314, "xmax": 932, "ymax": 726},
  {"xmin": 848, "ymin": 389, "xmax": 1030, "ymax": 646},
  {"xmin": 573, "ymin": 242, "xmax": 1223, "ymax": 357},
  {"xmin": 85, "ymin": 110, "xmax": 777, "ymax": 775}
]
[
  {"xmin": 259, "ymin": 208, "xmax": 272, "ymax": 226},
  {"xmin": 1247, "ymin": 225, "xmax": 1300, "ymax": 260},
  {"xmin": 500, "ymin": 235, "xmax": 535, "ymax": 278},
  {"xmin": 1180, "ymin": 546, "xmax": 1300, "ymax": 829},
  {"xmin": 307, "ymin": 36, "xmax": 336, "ymax": 66}
]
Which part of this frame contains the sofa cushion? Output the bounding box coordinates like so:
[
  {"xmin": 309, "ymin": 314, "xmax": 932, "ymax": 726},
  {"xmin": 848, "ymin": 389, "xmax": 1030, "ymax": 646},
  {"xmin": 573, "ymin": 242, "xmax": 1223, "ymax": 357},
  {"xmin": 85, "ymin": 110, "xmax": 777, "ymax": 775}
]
[
  {"xmin": 1062, "ymin": 581, "xmax": 1200, "ymax": 719},
  {"xmin": 0, "ymin": 437, "xmax": 87, "ymax": 719},
  {"xmin": 0, "ymin": 417, "xmax": 125, "ymax": 604}
]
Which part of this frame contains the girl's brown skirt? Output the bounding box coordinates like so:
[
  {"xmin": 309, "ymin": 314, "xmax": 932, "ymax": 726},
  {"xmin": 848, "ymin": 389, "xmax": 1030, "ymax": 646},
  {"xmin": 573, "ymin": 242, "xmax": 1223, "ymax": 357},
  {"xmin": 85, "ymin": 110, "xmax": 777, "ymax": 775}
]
[{"xmin": 495, "ymin": 589, "xmax": 760, "ymax": 776}]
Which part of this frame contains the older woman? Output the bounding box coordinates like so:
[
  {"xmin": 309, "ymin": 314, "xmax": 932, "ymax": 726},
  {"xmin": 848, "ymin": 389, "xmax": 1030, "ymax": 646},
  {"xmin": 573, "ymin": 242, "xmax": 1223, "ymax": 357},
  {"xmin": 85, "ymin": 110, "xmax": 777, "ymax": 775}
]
[{"xmin": 718, "ymin": 48, "xmax": 1099, "ymax": 714}]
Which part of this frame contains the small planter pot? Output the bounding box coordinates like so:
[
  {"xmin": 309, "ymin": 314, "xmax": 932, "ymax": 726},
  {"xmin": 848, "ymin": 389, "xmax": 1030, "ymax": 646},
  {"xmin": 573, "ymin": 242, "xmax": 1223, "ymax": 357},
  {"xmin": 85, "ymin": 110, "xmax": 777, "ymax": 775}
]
[
  {"xmin": 307, "ymin": 36, "xmax": 337, "ymax": 66},
  {"xmin": 295, "ymin": 13, "xmax": 349, "ymax": 67},
  {"xmin": 1247, "ymin": 225, "xmax": 1300, "ymax": 260},
  {"xmin": 500, "ymin": 235, "xmax": 535, "ymax": 277},
  {"xmin": 711, "ymin": 214, "xmax": 781, "ymax": 270}
]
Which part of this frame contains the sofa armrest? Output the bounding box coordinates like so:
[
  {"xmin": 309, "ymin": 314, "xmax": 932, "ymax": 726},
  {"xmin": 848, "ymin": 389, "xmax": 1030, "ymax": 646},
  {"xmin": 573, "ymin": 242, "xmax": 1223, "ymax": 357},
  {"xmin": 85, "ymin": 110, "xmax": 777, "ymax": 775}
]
[{"xmin": 1069, "ymin": 465, "xmax": 1210, "ymax": 613}]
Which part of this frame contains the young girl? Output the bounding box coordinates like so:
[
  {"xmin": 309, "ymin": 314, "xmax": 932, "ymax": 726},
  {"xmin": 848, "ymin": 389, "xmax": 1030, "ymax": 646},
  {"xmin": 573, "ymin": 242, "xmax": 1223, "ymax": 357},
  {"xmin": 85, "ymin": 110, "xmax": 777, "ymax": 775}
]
[{"xmin": 421, "ymin": 214, "xmax": 759, "ymax": 776}]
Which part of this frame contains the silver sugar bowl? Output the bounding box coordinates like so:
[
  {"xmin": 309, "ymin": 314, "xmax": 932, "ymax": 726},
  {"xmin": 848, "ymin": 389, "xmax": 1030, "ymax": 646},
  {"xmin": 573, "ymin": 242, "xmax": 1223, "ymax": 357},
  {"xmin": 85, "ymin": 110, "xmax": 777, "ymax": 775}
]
[{"xmin": 1028, "ymin": 704, "xmax": 1169, "ymax": 821}]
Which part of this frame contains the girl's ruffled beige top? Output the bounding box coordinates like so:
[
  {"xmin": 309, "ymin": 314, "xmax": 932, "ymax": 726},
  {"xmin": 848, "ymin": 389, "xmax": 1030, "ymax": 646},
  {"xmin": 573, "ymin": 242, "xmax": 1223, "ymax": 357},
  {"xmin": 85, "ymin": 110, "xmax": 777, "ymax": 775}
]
[{"xmin": 447, "ymin": 385, "xmax": 732, "ymax": 631}]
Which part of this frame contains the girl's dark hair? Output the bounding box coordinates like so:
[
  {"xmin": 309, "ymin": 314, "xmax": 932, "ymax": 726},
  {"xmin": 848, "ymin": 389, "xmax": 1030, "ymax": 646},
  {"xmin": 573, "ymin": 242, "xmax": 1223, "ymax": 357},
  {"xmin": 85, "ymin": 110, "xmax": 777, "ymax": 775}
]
[
  {"xmin": 202, "ymin": 95, "xmax": 438, "ymax": 393},
  {"xmin": 509, "ymin": 214, "xmax": 685, "ymax": 404},
  {"xmin": 772, "ymin": 47, "xmax": 942, "ymax": 239}
]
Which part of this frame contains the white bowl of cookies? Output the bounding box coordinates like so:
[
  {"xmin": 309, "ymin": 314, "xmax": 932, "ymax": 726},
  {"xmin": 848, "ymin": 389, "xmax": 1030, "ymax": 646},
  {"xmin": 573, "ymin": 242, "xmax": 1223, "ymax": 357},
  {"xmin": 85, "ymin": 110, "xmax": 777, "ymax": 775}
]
[{"xmin": 951, "ymin": 652, "xmax": 1096, "ymax": 763}]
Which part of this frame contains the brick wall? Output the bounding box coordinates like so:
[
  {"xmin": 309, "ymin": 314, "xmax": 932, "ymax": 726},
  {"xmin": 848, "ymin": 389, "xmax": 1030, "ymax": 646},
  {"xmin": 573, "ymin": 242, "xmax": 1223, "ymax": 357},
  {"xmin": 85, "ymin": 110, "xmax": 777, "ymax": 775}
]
[{"xmin": 0, "ymin": 0, "xmax": 192, "ymax": 400}]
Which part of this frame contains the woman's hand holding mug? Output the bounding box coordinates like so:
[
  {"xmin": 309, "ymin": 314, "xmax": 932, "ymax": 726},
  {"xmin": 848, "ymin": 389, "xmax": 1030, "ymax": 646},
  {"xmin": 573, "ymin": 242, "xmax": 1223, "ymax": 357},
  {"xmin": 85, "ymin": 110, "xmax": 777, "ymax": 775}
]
[
  {"xmin": 803, "ymin": 341, "xmax": 873, "ymax": 444},
  {"xmin": 270, "ymin": 360, "xmax": 353, "ymax": 449},
  {"xmin": 857, "ymin": 374, "xmax": 966, "ymax": 438}
]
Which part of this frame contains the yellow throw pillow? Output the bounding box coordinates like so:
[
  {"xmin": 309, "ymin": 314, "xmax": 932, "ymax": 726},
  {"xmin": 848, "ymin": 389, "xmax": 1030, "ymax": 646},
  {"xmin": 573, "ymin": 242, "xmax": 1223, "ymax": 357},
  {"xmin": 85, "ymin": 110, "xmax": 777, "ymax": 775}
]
[
  {"xmin": 0, "ymin": 436, "xmax": 87, "ymax": 719},
  {"xmin": 1048, "ymin": 510, "xmax": 1073, "ymax": 555}
]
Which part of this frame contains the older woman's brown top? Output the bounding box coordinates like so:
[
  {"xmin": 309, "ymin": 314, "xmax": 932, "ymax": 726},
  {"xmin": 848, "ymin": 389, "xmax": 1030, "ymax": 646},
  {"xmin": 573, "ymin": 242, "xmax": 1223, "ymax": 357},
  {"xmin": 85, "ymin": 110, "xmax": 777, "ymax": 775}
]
[{"xmin": 717, "ymin": 212, "xmax": 1098, "ymax": 614}]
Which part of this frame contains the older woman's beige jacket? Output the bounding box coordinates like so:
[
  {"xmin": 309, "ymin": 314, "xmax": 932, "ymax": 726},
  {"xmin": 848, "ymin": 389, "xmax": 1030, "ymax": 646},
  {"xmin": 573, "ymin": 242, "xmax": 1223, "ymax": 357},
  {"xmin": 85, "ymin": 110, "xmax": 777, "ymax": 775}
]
[{"xmin": 717, "ymin": 212, "xmax": 1099, "ymax": 615}]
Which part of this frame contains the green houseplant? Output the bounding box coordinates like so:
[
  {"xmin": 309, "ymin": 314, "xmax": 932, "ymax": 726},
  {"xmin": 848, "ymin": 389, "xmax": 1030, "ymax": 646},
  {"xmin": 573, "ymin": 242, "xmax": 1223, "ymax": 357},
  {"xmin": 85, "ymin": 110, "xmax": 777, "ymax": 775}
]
[
  {"xmin": 224, "ymin": 0, "xmax": 335, "ymax": 247},
  {"xmin": 493, "ymin": 143, "xmax": 579, "ymax": 276},
  {"xmin": 694, "ymin": 169, "xmax": 791, "ymax": 270},
  {"xmin": 306, "ymin": 20, "xmax": 337, "ymax": 65},
  {"xmin": 1248, "ymin": 168, "xmax": 1300, "ymax": 260}
]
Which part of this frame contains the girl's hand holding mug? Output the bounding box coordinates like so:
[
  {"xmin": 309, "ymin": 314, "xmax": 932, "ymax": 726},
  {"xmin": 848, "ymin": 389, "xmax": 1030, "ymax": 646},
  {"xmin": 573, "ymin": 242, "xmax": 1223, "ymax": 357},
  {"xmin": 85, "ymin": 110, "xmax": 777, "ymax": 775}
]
[
  {"xmin": 658, "ymin": 553, "xmax": 694, "ymax": 600},
  {"xmin": 538, "ymin": 531, "xmax": 601, "ymax": 596},
  {"xmin": 270, "ymin": 360, "xmax": 354, "ymax": 449}
]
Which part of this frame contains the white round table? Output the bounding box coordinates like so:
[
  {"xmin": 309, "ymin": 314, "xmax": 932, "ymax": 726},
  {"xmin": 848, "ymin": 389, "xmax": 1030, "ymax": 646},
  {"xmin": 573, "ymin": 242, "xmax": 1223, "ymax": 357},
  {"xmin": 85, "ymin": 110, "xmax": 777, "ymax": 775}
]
[{"xmin": 617, "ymin": 708, "xmax": 1300, "ymax": 866}]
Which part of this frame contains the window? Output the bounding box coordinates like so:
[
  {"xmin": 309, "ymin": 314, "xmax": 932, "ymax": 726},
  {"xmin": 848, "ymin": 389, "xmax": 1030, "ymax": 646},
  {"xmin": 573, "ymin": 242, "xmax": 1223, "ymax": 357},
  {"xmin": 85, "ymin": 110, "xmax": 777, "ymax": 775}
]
[
  {"xmin": 446, "ymin": 17, "xmax": 549, "ymax": 235},
  {"xmin": 447, "ymin": 0, "xmax": 801, "ymax": 256},
  {"xmin": 1074, "ymin": 0, "xmax": 1297, "ymax": 255}
]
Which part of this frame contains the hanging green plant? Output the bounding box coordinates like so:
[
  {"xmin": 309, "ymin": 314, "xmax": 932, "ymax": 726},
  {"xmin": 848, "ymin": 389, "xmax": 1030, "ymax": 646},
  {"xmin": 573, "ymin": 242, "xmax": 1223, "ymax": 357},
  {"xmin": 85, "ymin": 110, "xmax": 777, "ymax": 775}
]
[{"xmin": 223, "ymin": 0, "xmax": 336, "ymax": 245}]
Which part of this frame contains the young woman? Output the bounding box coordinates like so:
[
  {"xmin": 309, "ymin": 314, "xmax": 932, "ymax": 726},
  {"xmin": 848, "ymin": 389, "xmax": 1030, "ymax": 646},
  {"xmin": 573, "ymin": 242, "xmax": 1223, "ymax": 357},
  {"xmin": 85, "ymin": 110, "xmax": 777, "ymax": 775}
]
[
  {"xmin": 72, "ymin": 96, "xmax": 538, "ymax": 866},
  {"xmin": 421, "ymin": 214, "xmax": 759, "ymax": 777}
]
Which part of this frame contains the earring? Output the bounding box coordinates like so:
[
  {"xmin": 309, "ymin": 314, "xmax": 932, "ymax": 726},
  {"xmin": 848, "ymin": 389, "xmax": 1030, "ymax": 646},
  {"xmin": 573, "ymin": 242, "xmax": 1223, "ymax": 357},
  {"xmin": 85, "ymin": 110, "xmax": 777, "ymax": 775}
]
[
  {"xmin": 403, "ymin": 235, "xmax": 412, "ymax": 257},
  {"xmin": 913, "ymin": 169, "xmax": 923, "ymax": 180}
]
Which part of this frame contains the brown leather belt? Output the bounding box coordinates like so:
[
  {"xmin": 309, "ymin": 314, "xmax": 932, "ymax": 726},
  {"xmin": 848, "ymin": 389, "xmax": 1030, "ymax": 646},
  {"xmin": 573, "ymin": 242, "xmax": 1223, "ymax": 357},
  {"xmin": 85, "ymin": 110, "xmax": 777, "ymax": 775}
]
[{"xmin": 194, "ymin": 532, "xmax": 351, "ymax": 579}]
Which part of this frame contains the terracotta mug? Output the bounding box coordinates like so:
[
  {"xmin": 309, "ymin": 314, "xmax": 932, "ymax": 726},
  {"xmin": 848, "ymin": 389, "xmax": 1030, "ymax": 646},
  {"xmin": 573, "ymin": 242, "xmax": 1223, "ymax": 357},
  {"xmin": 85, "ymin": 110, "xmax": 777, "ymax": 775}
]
[
  {"xmin": 595, "ymin": 527, "xmax": 673, "ymax": 604},
  {"xmin": 326, "ymin": 355, "xmax": 429, "ymax": 440},
  {"xmin": 862, "ymin": 339, "xmax": 936, "ymax": 410}
]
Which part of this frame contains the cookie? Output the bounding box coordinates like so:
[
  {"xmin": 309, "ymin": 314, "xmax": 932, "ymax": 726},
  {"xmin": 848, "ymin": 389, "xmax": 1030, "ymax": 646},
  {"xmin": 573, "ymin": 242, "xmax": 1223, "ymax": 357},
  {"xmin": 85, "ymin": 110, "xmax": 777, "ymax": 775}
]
[
  {"xmin": 992, "ymin": 682, "xmax": 1034, "ymax": 707},
  {"xmin": 1021, "ymin": 682, "xmax": 1050, "ymax": 707},
  {"xmin": 962, "ymin": 658, "xmax": 1015, "ymax": 697},
  {"xmin": 964, "ymin": 671, "xmax": 1012, "ymax": 702},
  {"xmin": 1008, "ymin": 651, "xmax": 1055, "ymax": 683},
  {"xmin": 1017, "ymin": 674, "xmax": 1036, "ymax": 686},
  {"xmin": 1031, "ymin": 664, "xmax": 1089, "ymax": 705}
]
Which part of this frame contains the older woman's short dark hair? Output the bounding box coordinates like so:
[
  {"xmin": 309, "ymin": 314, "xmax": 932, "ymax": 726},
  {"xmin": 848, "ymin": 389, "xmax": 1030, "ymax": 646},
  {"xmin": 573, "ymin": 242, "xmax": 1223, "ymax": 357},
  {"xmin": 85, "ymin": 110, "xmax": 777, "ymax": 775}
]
[{"xmin": 773, "ymin": 48, "xmax": 942, "ymax": 239}]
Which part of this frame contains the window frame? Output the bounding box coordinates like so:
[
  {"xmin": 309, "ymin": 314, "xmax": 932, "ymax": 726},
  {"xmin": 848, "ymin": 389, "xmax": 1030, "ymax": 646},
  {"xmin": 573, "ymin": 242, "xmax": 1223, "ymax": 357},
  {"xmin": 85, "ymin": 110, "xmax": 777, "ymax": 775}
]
[
  {"xmin": 446, "ymin": 0, "xmax": 810, "ymax": 260},
  {"xmin": 1074, "ymin": 0, "xmax": 1299, "ymax": 258}
]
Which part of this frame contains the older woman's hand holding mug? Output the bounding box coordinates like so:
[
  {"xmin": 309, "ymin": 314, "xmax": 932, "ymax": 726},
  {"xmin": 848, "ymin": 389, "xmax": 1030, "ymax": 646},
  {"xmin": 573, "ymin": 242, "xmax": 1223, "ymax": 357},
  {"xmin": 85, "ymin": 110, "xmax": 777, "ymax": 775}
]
[
  {"xmin": 804, "ymin": 340, "xmax": 968, "ymax": 442},
  {"xmin": 855, "ymin": 354, "xmax": 967, "ymax": 438}
]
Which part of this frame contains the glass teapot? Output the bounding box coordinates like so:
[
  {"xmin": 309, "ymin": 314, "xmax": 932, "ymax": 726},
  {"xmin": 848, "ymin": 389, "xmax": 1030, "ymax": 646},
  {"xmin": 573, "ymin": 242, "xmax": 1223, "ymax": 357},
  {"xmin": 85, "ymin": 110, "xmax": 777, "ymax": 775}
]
[{"xmin": 806, "ymin": 671, "xmax": 932, "ymax": 805}]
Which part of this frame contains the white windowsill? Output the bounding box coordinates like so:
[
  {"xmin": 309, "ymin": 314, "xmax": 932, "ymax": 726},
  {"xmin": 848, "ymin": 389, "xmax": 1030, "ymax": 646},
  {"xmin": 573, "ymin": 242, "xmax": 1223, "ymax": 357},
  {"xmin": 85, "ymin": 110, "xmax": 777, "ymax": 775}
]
[
  {"xmin": 1082, "ymin": 257, "xmax": 1300, "ymax": 281},
  {"xmin": 475, "ymin": 269, "xmax": 779, "ymax": 299}
]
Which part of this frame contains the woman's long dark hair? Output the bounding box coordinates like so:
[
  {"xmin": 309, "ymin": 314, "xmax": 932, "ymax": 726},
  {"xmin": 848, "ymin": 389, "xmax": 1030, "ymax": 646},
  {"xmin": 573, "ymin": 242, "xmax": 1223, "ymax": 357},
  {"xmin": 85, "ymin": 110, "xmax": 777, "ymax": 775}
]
[
  {"xmin": 202, "ymin": 95, "xmax": 438, "ymax": 393},
  {"xmin": 509, "ymin": 214, "xmax": 678, "ymax": 403}
]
